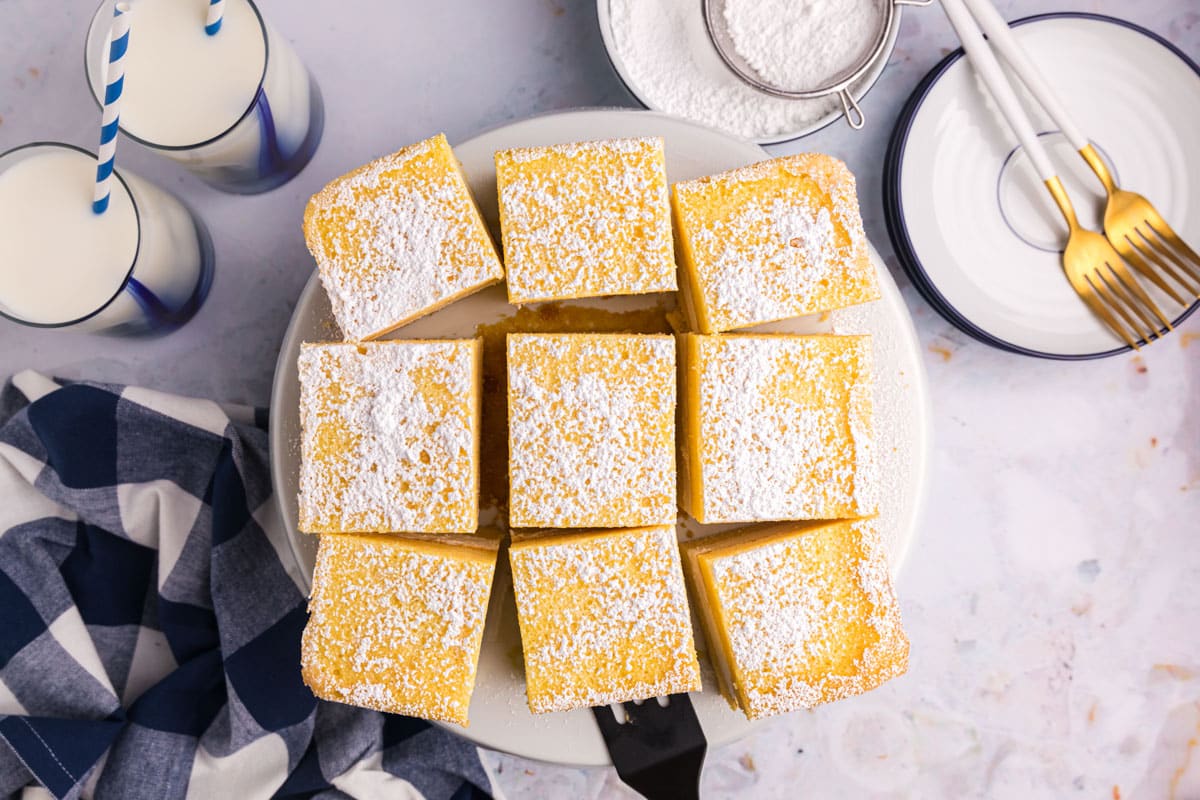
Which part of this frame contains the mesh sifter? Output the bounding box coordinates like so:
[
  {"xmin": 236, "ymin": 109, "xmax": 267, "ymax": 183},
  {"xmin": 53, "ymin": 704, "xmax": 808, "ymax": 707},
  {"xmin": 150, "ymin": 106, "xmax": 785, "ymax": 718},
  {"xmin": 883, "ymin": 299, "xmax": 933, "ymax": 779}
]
[{"xmin": 703, "ymin": 0, "xmax": 932, "ymax": 130}]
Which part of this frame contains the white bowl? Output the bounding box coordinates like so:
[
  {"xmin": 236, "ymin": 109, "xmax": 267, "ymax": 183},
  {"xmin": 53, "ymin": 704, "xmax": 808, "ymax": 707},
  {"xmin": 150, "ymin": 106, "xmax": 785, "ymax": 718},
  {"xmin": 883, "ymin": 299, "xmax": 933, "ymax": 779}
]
[{"xmin": 595, "ymin": 0, "xmax": 906, "ymax": 145}]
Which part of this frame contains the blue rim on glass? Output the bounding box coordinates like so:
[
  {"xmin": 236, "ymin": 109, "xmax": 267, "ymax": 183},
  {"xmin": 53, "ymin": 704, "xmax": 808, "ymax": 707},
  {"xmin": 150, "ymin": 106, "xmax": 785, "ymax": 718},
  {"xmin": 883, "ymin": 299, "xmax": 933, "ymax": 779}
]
[{"xmin": 883, "ymin": 12, "xmax": 1200, "ymax": 360}]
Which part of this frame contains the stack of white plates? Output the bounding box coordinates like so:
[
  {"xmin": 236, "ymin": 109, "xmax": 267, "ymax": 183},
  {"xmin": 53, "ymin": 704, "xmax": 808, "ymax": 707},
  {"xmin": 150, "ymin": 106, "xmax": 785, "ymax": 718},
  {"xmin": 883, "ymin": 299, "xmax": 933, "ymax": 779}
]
[{"xmin": 884, "ymin": 13, "xmax": 1200, "ymax": 359}]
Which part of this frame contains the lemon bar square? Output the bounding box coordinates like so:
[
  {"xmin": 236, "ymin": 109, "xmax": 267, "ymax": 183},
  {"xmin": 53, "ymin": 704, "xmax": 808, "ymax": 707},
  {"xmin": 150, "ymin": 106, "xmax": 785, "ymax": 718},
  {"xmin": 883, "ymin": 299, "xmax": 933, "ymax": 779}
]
[
  {"xmin": 507, "ymin": 333, "xmax": 676, "ymax": 529},
  {"xmin": 495, "ymin": 137, "xmax": 677, "ymax": 304},
  {"xmin": 679, "ymin": 333, "xmax": 875, "ymax": 524},
  {"xmin": 672, "ymin": 153, "xmax": 880, "ymax": 333},
  {"xmin": 298, "ymin": 339, "xmax": 481, "ymax": 534},
  {"xmin": 509, "ymin": 525, "xmax": 701, "ymax": 713},
  {"xmin": 304, "ymin": 133, "xmax": 504, "ymax": 341},
  {"xmin": 301, "ymin": 531, "xmax": 498, "ymax": 725},
  {"xmin": 680, "ymin": 518, "xmax": 908, "ymax": 719}
]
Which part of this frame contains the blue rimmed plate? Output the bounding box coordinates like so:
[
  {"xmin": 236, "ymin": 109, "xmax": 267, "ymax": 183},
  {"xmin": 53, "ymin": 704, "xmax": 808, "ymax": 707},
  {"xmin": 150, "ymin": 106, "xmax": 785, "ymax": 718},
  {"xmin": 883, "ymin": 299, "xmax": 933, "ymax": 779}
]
[{"xmin": 884, "ymin": 12, "xmax": 1200, "ymax": 359}]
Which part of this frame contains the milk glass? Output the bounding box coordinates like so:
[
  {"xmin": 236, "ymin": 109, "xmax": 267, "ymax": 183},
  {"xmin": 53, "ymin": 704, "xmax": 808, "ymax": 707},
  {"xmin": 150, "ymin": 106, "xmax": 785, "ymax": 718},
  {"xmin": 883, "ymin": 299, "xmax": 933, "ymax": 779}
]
[
  {"xmin": 0, "ymin": 143, "xmax": 213, "ymax": 334},
  {"xmin": 85, "ymin": 0, "xmax": 323, "ymax": 193}
]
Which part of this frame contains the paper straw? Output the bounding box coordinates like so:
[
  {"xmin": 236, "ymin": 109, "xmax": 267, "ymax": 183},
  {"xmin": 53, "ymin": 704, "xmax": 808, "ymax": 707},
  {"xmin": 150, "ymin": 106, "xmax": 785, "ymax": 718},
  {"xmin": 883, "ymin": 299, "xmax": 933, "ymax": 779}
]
[
  {"xmin": 205, "ymin": 0, "xmax": 224, "ymax": 35},
  {"xmin": 93, "ymin": 2, "xmax": 131, "ymax": 215}
]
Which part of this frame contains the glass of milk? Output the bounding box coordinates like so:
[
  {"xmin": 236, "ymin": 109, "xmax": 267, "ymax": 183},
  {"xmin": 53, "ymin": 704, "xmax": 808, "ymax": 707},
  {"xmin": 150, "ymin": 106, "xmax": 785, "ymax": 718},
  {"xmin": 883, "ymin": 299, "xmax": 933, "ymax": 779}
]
[
  {"xmin": 84, "ymin": 0, "xmax": 324, "ymax": 194},
  {"xmin": 0, "ymin": 142, "xmax": 214, "ymax": 335}
]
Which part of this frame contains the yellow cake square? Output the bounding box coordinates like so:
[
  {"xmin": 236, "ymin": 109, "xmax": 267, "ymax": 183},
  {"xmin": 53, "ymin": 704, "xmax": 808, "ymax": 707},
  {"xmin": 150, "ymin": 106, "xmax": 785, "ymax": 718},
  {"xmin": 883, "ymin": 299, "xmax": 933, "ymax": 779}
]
[
  {"xmin": 301, "ymin": 531, "xmax": 498, "ymax": 725},
  {"xmin": 679, "ymin": 333, "xmax": 875, "ymax": 524},
  {"xmin": 298, "ymin": 339, "xmax": 481, "ymax": 534},
  {"xmin": 495, "ymin": 137, "xmax": 677, "ymax": 304},
  {"xmin": 680, "ymin": 518, "xmax": 908, "ymax": 720},
  {"xmin": 509, "ymin": 525, "xmax": 701, "ymax": 713},
  {"xmin": 507, "ymin": 333, "xmax": 676, "ymax": 529},
  {"xmin": 672, "ymin": 153, "xmax": 880, "ymax": 333},
  {"xmin": 304, "ymin": 133, "xmax": 504, "ymax": 341}
]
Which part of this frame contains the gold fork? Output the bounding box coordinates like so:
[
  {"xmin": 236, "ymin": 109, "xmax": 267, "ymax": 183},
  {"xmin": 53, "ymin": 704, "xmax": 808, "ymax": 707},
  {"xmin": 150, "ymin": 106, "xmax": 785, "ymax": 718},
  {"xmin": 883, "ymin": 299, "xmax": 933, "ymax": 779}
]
[
  {"xmin": 941, "ymin": 0, "xmax": 1170, "ymax": 349},
  {"xmin": 1078, "ymin": 147, "xmax": 1200, "ymax": 304},
  {"xmin": 962, "ymin": 0, "xmax": 1200, "ymax": 311},
  {"xmin": 1044, "ymin": 177, "xmax": 1171, "ymax": 349}
]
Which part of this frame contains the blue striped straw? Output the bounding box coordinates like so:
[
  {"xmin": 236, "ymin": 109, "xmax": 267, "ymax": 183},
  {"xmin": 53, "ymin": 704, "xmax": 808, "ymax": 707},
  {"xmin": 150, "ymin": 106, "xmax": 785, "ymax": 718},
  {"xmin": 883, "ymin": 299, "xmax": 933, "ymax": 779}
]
[
  {"xmin": 93, "ymin": 2, "xmax": 131, "ymax": 215},
  {"xmin": 205, "ymin": 0, "xmax": 224, "ymax": 35}
]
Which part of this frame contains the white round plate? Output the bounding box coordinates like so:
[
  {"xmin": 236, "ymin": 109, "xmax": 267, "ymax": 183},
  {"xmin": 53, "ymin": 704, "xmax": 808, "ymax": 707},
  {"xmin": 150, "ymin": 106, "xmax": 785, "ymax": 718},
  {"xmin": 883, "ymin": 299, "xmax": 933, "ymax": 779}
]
[
  {"xmin": 887, "ymin": 13, "xmax": 1200, "ymax": 358},
  {"xmin": 595, "ymin": 0, "xmax": 905, "ymax": 145},
  {"xmin": 270, "ymin": 109, "xmax": 930, "ymax": 766}
]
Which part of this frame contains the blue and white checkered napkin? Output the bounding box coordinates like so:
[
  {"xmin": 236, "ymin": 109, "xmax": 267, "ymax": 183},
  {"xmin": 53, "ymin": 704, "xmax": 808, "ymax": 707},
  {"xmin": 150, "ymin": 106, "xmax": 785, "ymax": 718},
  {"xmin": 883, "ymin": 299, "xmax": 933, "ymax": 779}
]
[{"xmin": 0, "ymin": 371, "xmax": 494, "ymax": 800}]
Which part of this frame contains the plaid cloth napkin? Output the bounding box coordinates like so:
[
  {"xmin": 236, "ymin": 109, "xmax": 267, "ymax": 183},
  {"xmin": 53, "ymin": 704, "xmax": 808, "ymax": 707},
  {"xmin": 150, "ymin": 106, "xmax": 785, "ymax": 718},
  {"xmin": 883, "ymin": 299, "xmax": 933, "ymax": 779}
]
[{"xmin": 0, "ymin": 371, "xmax": 495, "ymax": 800}]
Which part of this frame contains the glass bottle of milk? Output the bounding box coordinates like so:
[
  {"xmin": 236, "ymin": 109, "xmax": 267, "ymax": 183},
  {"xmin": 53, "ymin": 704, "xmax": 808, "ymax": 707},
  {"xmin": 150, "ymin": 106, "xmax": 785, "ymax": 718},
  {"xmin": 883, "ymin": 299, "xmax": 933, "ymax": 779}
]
[
  {"xmin": 84, "ymin": 0, "xmax": 324, "ymax": 194},
  {"xmin": 0, "ymin": 143, "xmax": 213, "ymax": 335}
]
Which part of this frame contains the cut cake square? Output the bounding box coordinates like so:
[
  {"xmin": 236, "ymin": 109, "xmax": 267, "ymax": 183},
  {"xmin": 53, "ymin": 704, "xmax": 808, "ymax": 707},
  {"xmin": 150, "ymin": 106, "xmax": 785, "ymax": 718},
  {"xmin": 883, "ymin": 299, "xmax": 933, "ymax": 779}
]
[
  {"xmin": 509, "ymin": 525, "xmax": 701, "ymax": 713},
  {"xmin": 680, "ymin": 518, "xmax": 908, "ymax": 719},
  {"xmin": 679, "ymin": 333, "xmax": 876, "ymax": 524},
  {"xmin": 495, "ymin": 137, "xmax": 676, "ymax": 304},
  {"xmin": 298, "ymin": 339, "xmax": 481, "ymax": 534},
  {"xmin": 672, "ymin": 153, "xmax": 879, "ymax": 333},
  {"xmin": 507, "ymin": 333, "xmax": 676, "ymax": 529},
  {"xmin": 304, "ymin": 133, "xmax": 503, "ymax": 341},
  {"xmin": 301, "ymin": 531, "xmax": 498, "ymax": 725}
]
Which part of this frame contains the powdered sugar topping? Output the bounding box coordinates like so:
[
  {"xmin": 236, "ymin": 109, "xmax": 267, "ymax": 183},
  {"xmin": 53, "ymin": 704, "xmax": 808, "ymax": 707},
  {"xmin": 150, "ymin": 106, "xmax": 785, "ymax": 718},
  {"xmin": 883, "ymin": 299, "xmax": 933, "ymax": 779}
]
[
  {"xmin": 696, "ymin": 335, "xmax": 877, "ymax": 521},
  {"xmin": 507, "ymin": 334, "xmax": 676, "ymax": 527},
  {"xmin": 302, "ymin": 534, "xmax": 495, "ymax": 722},
  {"xmin": 723, "ymin": 0, "xmax": 884, "ymax": 92},
  {"xmin": 305, "ymin": 136, "xmax": 502, "ymax": 341},
  {"xmin": 297, "ymin": 340, "xmax": 478, "ymax": 533},
  {"xmin": 710, "ymin": 518, "xmax": 907, "ymax": 717},
  {"xmin": 497, "ymin": 137, "xmax": 676, "ymax": 302},
  {"xmin": 707, "ymin": 198, "xmax": 837, "ymax": 328},
  {"xmin": 608, "ymin": 0, "xmax": 845, "ymax": 139},
  {"xmin": 510, "ymin": 526, "xmax": 701, "ymax": 712},
  {"xmin": 675, "ymin": 154, "xmax": 876, "ymax": 332}
]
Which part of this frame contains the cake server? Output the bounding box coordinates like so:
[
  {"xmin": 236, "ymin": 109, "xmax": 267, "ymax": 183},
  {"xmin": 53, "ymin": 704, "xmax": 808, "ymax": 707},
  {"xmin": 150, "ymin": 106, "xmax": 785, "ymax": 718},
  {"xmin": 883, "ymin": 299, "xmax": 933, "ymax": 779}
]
[{"xmin": 592, "ymin": 694, "xmax": 706, "ymax": 800}]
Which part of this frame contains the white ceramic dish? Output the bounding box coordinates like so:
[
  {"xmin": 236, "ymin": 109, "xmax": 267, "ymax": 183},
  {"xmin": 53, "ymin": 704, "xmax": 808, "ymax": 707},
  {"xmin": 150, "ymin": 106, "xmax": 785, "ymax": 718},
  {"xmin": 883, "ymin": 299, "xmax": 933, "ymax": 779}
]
[
  {"xmin": 885, "ymin": 13, "xmax": 1200, "ymax": 358},
  {"xmin": 269, "ymin": 109, "xmax": 930, "ymax": 766},
  {"xmin": 595, "ymin": 0, "xmax": 905, "ymax": 145}
]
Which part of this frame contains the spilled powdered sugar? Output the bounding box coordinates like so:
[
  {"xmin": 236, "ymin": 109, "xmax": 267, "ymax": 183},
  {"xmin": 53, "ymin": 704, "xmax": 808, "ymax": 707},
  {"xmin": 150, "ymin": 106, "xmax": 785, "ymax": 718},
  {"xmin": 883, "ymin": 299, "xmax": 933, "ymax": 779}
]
[
  {"xmin": 697, "ymin": 335, "xmax": 877, "ymax": 522},
  {"xmin": 297, "ymin": 341, "xmax": 477, "ymax": 533},
  {"xmin": 305, "ymin": 137, "xmax": 502, "ymax": 340},
  {"xmin": 507, "ymin": 334, "xmax": 676, "ymax": 527},
  {"xmin": 509, "ymin": 527, "xmax": 701, "ymax": 712}
]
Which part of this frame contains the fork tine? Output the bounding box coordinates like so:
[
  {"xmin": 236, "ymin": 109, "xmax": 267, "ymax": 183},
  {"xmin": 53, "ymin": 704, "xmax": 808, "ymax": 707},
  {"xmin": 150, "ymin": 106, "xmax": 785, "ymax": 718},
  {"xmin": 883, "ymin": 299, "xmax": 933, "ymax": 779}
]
[
  {"xmin": 1098, "ymin": 268, "xmax": 1158, "ymax": 341},
  {"xmin": 1140, "ymin": 222, "xmax": 1200, "ymax": 293},
  {"xmin": 1107, "ymin": 258, "xmax": 1173, "ymax": 332},
  {"xmin": 1081, "ymin": 274, "xmax": 1140, "ymax": 350},
  {"xmin": 1091, "ymin": 271, "xmax": 1152, "ymax": 345},
  {"xmin": 1120, "ymin": 234, "xmax": 1189, "ymax": 305},
  {"xmin": 1103, "ymin": 263, "xmax": 1165, "ymax": 338},
  {"xmin": 1145, "ymin": 212, "xmax": 1200, "ymax": 271},
  {"xmin": 1135, "ymin": 225, "xmax": 1200, "ymax": 294}
]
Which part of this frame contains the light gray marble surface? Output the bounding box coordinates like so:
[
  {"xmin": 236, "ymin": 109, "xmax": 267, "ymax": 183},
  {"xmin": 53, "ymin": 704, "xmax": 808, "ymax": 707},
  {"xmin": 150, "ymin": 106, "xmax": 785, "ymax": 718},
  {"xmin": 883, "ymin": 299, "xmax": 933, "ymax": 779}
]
[{"xmin": 2, "ymin": 1, "xmax": 1199, "ymax": 798}]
